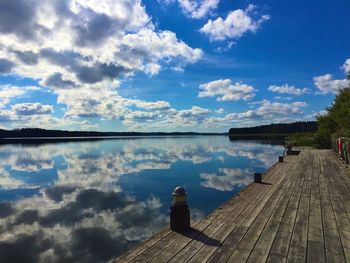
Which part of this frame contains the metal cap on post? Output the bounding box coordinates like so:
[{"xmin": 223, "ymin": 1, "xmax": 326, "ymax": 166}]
[
  {"xmin": 170, "ymin": 186, "xmax": 190, "ymax": 232},
  {"xmin": 279, "ymin": 156, "xmax": 284, "ymax": 163},
  {"xmin": 172, "ymin": 186, "xmax": 187, "ymax": 206},
  {"xmin": 254, "ymin": 173, "xmax": 262, "ymax": 183}
]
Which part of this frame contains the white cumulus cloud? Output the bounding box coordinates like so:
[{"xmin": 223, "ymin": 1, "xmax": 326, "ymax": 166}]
[
  {"xmin": 200, "ymin": 168, "xmax": 252, "ymax": 191},
  {"xmin": 215, "ymin": 108, "xmax": 225, "ymax": 114},
  {"xmin": 200, "ymin": 5, "xmax": 270, "ymax": 41},
  {"xmin": 0, "ymin": 85, "xmax": 40, "ymax": 108},
  {"xmin": 313, "ymin": 58, "xmax": 350, "ymax": 95},
  {"xmin": 0, "ymin": 0, "xmax": 205, "ymax": 129},
  {"xmin": 204, "ymin": 99, "xmax": 307, "ymax": 128},
  {"xmin": 198, "ymin": 79, "xmax": 256, "ymax": 101},
  {"xmin": 268, "ymin": 84, "xmax": 310, "ymax": 96},
  {"xmin": 0, "ymin": 1, "xmax": 203, "ymax": 93},
  {"xmin": 158, "ymin": 0, "xmax": 219, "ymax": 19},
  {"xmin": 313, "ymin": 74, "xmax": 348, "ymax": 94},
  {"xmin": 11, "ymin": 103, "xmax": 54, "ymax": 115},
  {"xmin": 178, "ymin": 0, "xmax": 220, "ymax": 19},
  {"xmin": 342, "ymin": 58, "xmax": 350, "ymax": 74}
]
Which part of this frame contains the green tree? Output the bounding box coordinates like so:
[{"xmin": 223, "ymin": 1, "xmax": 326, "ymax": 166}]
[{"xmin": 314, "ymin": 73, "xmax": 350, "ymax": 148}]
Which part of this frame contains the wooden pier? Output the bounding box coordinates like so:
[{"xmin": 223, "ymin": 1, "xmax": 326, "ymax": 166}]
[{"xmin": 114, "ymin": 149, "xmax": 350, "ymax": 262}]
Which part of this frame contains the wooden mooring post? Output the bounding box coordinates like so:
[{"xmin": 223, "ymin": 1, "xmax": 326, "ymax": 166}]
[
  {"xmin": 254, "ymin": 172, "xmax": 262, "ymax": 183},
  {"xmin": 170, "ymin": 186, "xmax": 190, "ymax": 232}
]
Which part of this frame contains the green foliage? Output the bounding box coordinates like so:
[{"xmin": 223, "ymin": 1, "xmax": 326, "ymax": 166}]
[
  {"xmin": 287, "ymin": 132, "xmax": 315, "ymax": 146},
  {"xmin": 292, "ymin": 73, "xmax": 350, "ymax": 149},
  {"xmin": 228, "ymin": 121, "xmax": 317, "ymax": 135},
  {"xmin": 313, "ymin": 114, "xmax": 337, "ymax": 148},
  {"xmin": 314, "ymin": 76, "xmax": 350, "ymax": 148}
]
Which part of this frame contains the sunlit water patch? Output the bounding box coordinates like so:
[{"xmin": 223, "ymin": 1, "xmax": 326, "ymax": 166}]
[{"xmin": 0, "ymin": 136, "xmax": 283, "ymax": 262}]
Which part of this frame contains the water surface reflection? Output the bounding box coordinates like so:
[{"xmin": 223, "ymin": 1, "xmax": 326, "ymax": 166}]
[{"xmin": 0, "ymin": 136, "xmax": 283, "ymax": 262}]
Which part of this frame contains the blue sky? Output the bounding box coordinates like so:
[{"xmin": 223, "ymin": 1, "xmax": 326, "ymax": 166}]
[{"xmin": 0, "ymin": 0, "xmax": 349, "ymax": 132}]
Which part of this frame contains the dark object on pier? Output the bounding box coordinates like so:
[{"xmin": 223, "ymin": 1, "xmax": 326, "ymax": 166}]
[
  {"xmin": 283, "ymin": 141, "xmax": 293, "ymax": 156},
  {"xmin": 170, "ymin": 186, "xmax": 190, "ymax": 232},
  {"xmin": 287, "ymin": 143, "xmax": 292, "ymax": 155},
  {"xmin": 254, "ymin": 173, "xmax": 262, "ymax": 183},
  {"xmin": 279, "ymin": 156, "xmax": 284, "ymax": 163}
]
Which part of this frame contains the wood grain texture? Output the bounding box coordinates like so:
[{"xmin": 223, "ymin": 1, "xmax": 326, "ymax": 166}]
[{"xmin": 113, "ymin": 150, "xmax": 350, "ymax": 263}]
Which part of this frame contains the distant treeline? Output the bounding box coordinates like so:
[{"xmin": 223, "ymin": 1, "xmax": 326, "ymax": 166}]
[
  {"xmin": 0, "ymin": 128, "xmax": 225, "ymax": 139},
  {"xmin": 228, "ymin": 135, "xmax": 285, "ymax": 145},
  {"xmin": 228, "ymin": 121, "xmax": 318, "ymax": 135}
]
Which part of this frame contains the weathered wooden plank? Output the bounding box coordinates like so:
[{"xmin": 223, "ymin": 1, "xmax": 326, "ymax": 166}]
[
  {"xmin": 318, "ymin": 151, "xmax": 346, "ymax": 263},
  {"xmin": 188, "ymin": 157, "xmax": 299, "ymax": 262},
  {"xmin": 159, "ymin": 203, "xmax": 240, "ymax": 263},
  {"xmin": 177, "ymin": 171, "xmax": 280, "ymax": 262},
  {"xmin": 118, "ymin": 159, "xmax": 281, "ymax": 262},
  {"xmin": 213, "ymin": 183, "xmax": 268, "ymax": 225},
  {"xmin": 205, "ymin": 159, "xmax": 284, "ymax": 224},
  {"xmin": 242, "ymin": 155, "xmax": 301, "ymax": 228},
  {"xmin": 168, "ymin": 160, "xmax": 291, "ymax": 262},
  {"xmin": 167, "ymin": 223, "xmax": 225, "ymax": 263},
  {"xmin": 206, "ymin": 226, "xmax": 248, "ymax": 263},
  {"xmin": 187, "ymin": 223, "xmax": 238, "ymax": 262},
  {"xmin": 205, "ymin": 154, "xmax": 302, "ymax": 262},
  {"xmin": 113, "ymin": 228, "xmax": 173, "ymax": 262},
  {"xmin": 326, "ymin": 152, "xmax": 350, "ymax": 218},
  {"xmin": 225, "ymin": 153, "xmax": 304, "ymax": 262},
  {"xmin": 266, "ymin": 156, "xmax": 307, "ymax": 263},
  {"xmin": 307, "ymin": 151, "xmax": 326, "ymax": 263},
  {"xmin": 213, "ymin": 160, "xmax": 286, "ymax": 224},
  {"xmin": 203, "ymin": 184, "xmax": 279, "ymax": 263},
  {"xmin": 253, "ymin": 153, "xmax": 309, "ymax": 263},
  {"xmin": 115, "ymin": 153, "xmax": 286, "ymax": 263},
  {"xmin": 115, "ymin": 149, "xmax": 350, "ymax": 263},
  {"xmin": 287, "ymin": 150, "xmax": 313, "ymax": 263},
  {"xmin": 321, "ymin": 151, "xmax": 350, "ymax": 262},
  {"xmin": 150, "ymin": 221, "xmax": 223, "ymax": 263},
  {"xmin": 205, "ymin": 181, "xmax": 260, "ymax": 222},
  {"xmin": 129, "ymin": 221, "xmax": 208, "ymax": 263}
]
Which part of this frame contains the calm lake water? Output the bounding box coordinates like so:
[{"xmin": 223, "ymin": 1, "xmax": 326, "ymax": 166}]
[{"xmin": 0, "ymin": 136, "xmax": 283, "ymax": 263}]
